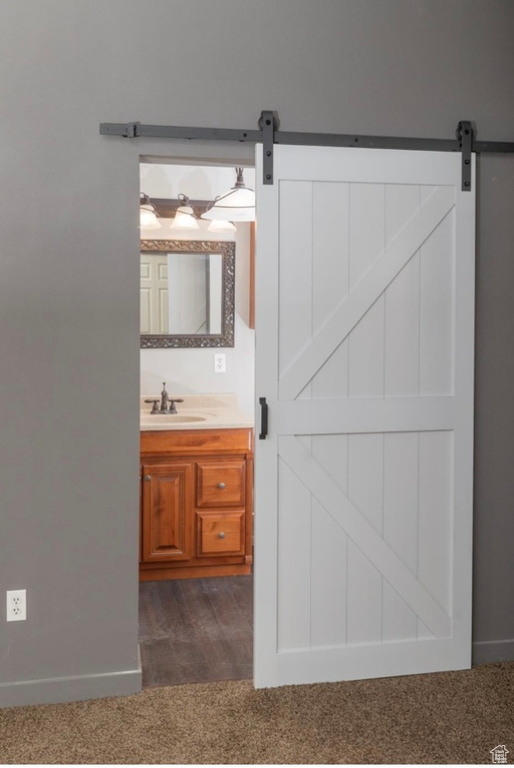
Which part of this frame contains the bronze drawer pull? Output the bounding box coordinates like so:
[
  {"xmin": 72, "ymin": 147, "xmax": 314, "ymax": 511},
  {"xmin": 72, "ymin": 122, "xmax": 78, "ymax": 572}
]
[
  {"xmin": 218, "ymin": 482, "xmax": 226, "ymax": 489},
  {"xmin": 218, "ymin": 532, "xmax": 226, "ymax": 539}
]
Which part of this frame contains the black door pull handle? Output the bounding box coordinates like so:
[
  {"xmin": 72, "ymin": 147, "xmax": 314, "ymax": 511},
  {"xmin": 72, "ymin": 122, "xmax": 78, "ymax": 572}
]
[{"xmin": 259, "ymin": 397, "xmax": 268, "ymax": 439}]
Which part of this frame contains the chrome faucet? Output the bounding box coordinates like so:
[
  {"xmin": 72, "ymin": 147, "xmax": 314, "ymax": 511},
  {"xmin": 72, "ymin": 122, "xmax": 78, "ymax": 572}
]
[{"xmin": 144, "ymin": 383, "xmax": 183, "ymax": 414}]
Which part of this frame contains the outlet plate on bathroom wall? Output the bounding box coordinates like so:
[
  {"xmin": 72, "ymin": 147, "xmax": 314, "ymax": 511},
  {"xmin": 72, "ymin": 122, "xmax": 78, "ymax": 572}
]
[{"xmin": 214, "ymin": 353, "xmax": 226, "ymax": 373}]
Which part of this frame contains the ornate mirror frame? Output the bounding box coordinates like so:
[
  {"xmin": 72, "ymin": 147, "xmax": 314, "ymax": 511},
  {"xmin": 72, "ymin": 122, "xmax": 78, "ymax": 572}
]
[{"xmin": 140, "ymin": 239, "xmax": 235, "ymax": 348}]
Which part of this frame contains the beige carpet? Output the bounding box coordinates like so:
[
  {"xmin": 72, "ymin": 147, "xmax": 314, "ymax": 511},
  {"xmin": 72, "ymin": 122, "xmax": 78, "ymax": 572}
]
[{"xmin": 0, "ymin": 662, "xmax": 513, "ymax": 764}]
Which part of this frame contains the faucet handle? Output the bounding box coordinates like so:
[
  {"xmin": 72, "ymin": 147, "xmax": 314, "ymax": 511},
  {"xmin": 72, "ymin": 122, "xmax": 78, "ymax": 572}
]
[{"xmin": 144, "ymin": 399, "xmax": 160, "ymax": 414}]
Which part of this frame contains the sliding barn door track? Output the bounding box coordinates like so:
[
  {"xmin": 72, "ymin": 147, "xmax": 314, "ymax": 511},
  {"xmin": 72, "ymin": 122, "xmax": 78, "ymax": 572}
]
[{"xmin": 100, "ymin": 111, "xmax": 514, "ymax": 192}]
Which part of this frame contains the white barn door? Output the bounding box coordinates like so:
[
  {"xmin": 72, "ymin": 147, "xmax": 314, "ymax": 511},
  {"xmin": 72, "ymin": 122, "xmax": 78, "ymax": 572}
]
[{"xmin": 254, "ymin": 144, "xmax": 475, "ymax": 688}]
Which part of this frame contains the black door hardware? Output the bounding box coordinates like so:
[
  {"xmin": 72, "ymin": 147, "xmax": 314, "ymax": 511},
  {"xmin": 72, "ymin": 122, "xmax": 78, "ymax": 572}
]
[{"xmin": 259, "ymin": 397, "xmax": 268, "ymax": 440}]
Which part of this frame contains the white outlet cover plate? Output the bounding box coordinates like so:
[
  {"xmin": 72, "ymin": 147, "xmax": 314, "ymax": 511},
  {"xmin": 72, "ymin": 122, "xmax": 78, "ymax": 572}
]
[
  {"xmin": 214, "ymin": 353, "xmax": 226, "ymax": 373},
  {"xmin": 6, "ymin": 589, "xmax": 26, "ymax": 622}
]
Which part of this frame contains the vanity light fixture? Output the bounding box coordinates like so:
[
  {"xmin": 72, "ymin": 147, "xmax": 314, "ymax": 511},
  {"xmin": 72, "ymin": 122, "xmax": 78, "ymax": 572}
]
[
  {"xmin": 201, "ymin": 167, "xmax": 255, "ymax": 222},
  {"xmin": 207, "ymin": 219, "xmax": 237, "ymax": 233},
  {"xmin": 140, "ymin": 193, "xmax": 161, "ymax": 230},
  {"xmin": 169, "ymin": 193, "xmax": 200, "ymax": 230}
]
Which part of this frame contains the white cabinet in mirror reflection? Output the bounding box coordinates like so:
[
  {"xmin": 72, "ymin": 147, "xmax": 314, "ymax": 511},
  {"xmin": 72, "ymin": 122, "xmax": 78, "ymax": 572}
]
[{"xmin": 140, "ymin": 252, "xmax": 223, "ymax": 336}]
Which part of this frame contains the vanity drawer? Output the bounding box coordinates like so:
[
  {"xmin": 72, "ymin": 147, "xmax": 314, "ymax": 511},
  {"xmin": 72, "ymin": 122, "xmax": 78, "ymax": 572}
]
[
  {"xmin": 196, "ymin": 511, "xmax": 245, "ymax": 556},
  {"xmin": 196, "ymin": 459, "xmax": 246, "ymax": 508}
]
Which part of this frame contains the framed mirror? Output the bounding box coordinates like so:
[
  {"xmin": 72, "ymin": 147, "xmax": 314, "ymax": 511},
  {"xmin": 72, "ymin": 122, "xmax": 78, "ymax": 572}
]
[{"xmin": 140, "ymin": 239, "xmax": 235, "ymax": 348}]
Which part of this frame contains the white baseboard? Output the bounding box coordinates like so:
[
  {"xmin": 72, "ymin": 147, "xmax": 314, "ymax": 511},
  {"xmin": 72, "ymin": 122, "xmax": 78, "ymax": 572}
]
[
  {"xmin": 0, "ymin": 649, "xmax": 142, "ymax": 709},
  {"xmin": 473, "ymin": 638, "xmax": 514, "ymax": 665}
]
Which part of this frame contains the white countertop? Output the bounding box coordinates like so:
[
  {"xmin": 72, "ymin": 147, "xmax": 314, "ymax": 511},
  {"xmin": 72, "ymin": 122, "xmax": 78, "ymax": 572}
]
[{"xmin": 140, "ymin": 393, "xmax": 254, "ymax": 431}]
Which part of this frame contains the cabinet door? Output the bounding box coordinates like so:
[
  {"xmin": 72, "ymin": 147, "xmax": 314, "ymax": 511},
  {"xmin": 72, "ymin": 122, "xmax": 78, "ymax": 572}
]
[{"xmin": 142, "ymin": 462, "xmax": 193, "ymax": 563}]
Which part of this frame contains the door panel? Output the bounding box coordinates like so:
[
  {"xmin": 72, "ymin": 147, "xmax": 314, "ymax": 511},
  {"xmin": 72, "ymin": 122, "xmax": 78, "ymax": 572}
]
[
  {"xmin": 142, "ymin": 462, "xmax": 193, "ymax": 562},
  {"xmin": 254, "ymin": 144, "xmax": 475, "ymax": 687}
]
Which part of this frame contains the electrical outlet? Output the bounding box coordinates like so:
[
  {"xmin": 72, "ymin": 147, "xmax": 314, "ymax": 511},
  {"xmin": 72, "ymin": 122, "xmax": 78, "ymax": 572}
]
[
  {"xmin": 214, "ymin": 353, "xmax": 226, "ymax": 373},
  {"xmin": 6, "ymin": 589, "xmax": 26, "ymax": 622}
]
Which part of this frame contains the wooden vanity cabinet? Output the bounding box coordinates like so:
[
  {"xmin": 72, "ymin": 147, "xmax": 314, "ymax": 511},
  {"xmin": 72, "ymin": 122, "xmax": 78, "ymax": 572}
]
[{"xmin": 140, "ymin": 428, "xmax": 253, "ymax": 580}]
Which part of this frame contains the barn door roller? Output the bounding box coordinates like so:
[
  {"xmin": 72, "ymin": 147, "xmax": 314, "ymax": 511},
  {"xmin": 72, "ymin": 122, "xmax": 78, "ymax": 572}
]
[
  {"xmin": 457, "ymin": 121, "xmax": 473, "ymax": 191},
  {"xmin": 100, "ymin": 111, "xmax": 514, "ymax": 193},
  {"xmin": 259, "ymin": 111, "xmax": 275, "ymax": 185}
]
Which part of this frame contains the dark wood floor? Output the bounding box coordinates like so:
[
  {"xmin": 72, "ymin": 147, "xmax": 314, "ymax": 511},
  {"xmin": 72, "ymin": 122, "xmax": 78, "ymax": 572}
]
[{"xmin": 139, "ymin": 575, "xmax": 253, "ymax": 688}]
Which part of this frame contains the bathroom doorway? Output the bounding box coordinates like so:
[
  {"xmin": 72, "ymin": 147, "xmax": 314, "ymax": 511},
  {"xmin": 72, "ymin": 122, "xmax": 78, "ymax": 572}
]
[
  {"xmin": 138, "ymin": 160, "xmax": 256, "ymax": 688},
  {"xmin": 135, "ymin": 142, "xmax": 474, "ymax": 691}
]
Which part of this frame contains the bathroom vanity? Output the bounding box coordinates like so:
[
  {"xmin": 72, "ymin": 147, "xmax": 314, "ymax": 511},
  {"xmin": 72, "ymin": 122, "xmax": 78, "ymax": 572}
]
[{"xmin": 139, "ymin": 395, "xmax": 253, "ymax": 581}]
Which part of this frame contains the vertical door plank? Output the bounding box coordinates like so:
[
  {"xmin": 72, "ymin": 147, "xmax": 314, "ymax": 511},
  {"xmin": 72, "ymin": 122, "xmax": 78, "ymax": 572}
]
[
  {"xmin": 383, "ymin": 432, "xmax": 419, "ymax": 640},
  {"xmin": 348, "ymin": 298, "xmax": 385, "ymax": 397},
  {"xmin": 312, "ymin": 434, "xmax": 348, "ymax": 494},
  {"xmin": 277, "ymin": 457, "xmax": 311, "ymax": 651},
  {"xmin": 297, "ymin": 381, "xmax": 313, "ymax": 401},
  {"xmin": 311, "ymin": 341, "xmax": 349, "ymax": 400},
  {"xmin": 420, "ymin": 211, "xmax": 455, "ymax": 396},
  {"xmin": 296, "ymin": 434, "xmax": 313, "ymax": 455},
  {"xmin": 313, "ymin": 181, "xmax": 349, "ymax": 332},
  {"xmin": 421, "ymin": 185, "xmax": 436, "ymax": 205},
  {"xmin": 383, "ymin": 433, "xmax": 418, "ymax": 574},
  {"xmin": 347, "ymin": 430, "xmax": 384, "ymax": 646},
  {"xmin": 348, "ymin": 434, "xmax": 384, "ymax": 534},
  {"xmin": 311, "ymin": 181, "xmax": 350, "ymax": 401},
  {"xmin": 348, "ymin": 184, "xmax": 385, "ymax": 397},
  {"xmin": 311, "ymin": 500, "xmax": 347, "ymax": 648},
  {"xmin": 279, "ymin": 181, "xmax": 313, "ymax": 379},
  {"xmin": 349, "ymin": 183, "xmax": 385, "ymax": 290},
  {"xmin": 418, "ymin": 619, "xmax": 435, "ymax": 640},
  {"xmin": 384, "ymin": 254, "xmax": 420, "ymax": 397},
  {"xmin": 384, "ymin": 184, "xmax": 422, "ymax": 397},
  {"xmin": 418, "ymin": 431, "xmax": 453, "ymax": 621},
  {"xmin": 383, "ymin": 584, "xmax": 418, "ymax": 642},
  {"xmin": 422, "ymin": 198, "xmax": 450, "ymax": 643},
  {"xmin": 385, "ymin": 184, "xmax": 421, "ymax": 247},
  {"xmin": 347, "ymin": 541, "xmax": 382, "ymax": 645}
]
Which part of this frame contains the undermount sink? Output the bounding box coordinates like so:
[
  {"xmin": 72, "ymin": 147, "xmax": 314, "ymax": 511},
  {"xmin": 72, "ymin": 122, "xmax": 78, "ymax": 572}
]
[{"xmin": 140, "ymin": 414, "xmax": 209, "ymax": 424}]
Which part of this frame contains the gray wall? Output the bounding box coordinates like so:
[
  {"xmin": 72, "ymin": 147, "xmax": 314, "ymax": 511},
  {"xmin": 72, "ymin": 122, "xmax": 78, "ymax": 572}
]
[{"xmin": 1, "ymin": 0, "xmax": 513, "ymax": 706}]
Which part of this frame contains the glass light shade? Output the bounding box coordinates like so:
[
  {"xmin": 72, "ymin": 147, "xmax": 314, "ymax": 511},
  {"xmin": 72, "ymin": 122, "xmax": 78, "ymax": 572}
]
[
  {"xmin": 140, "ymin": 205, "xmax": 161, "ymax": 230},
  {"xmin": 169, "ymin": 205, "xmax": 200, "ymax": 230},
  {"xmin": 207, "ymin": 219, "xmax": 237, "ymax": 233},
  {"xmin": 201, "ymin": 188, "xmax": 255, "ymax": 222},
  {"xmin": 201, "ymin": 168, "xmax": 256, "ymax": 222}
]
